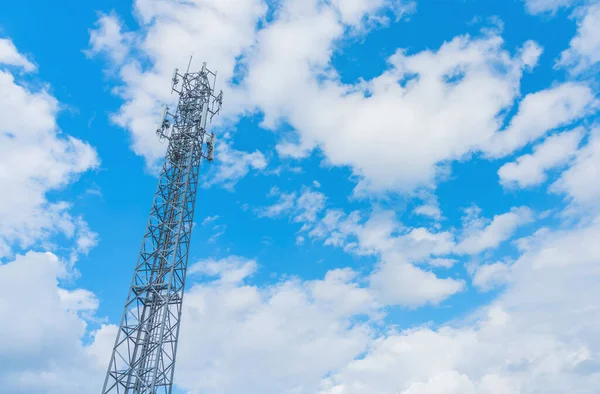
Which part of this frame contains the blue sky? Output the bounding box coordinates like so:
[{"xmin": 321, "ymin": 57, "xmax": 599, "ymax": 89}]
[{"xmin": 1, "ymin": 0, "xmax": 600, "ymax": 393}]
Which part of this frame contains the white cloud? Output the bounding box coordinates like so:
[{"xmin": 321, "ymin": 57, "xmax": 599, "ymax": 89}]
[
  {"xmin": 414, "ymin": 190, "xmax": 444, "ymax": 221},
  {"xmin": 189, "ymin": 256, "xmax": 258, "ymax": 285},
  {"xmin": 258, "ymin": 187, "xmax": 297, "ymax": 218},
  {"xmin": 57, "ymin": 288, "xmax": 99, "ymax": 314},
  {"xmin": 307, "ymin": 209, "xmax": 462, "ymax": 306},
  {"xmin": 414, "ymin": 204, "xmax": 443, "ymax": 220},
  {"xmin": 523, "ymin": 0, "xmax": 575, "ymax": 14},
  {"xmin": 400, "ymin": 371, "xmax": 508, "ymax": 394},
  {"xmin": 78, "ymin": 4, "xmax": 600, "ymax": 393},
  {"xmin": 370, "ymin": 259, "xmax": 465, "ymax": 307},
  {"xmin": 203, "ymin": 138, "xmax": 267, "ymax": 190},
  {"xmin": 202, "ymin": 215, "xmax": 220, "ymax": 225},
  {"xmin": 87, "ymin": 0, "xmax": 268, "ymax": 166},
  {"xmin": 254, "ymin": 31, "xmax": 546, "ymax": 193},
  {"xmin": 498, "ymin": 128, "xmax": 584, "ymax": 189},
  {"xmin": 309, "ymin": 210, "xmax": 456, "ymax": 260},
  {"xmin": 239, "ymin": 6, "xmax": 590, "ymax": 193},
  {"xmin": 171, "ymin": 214, "xmax": 600, "ymax": 394},
  {"xmin": 173, "ymin": 229, "xmax": 600, "ymax": 394},
  {"xmin": 0, "ymin": 38, "xmax": 99, "ymax": 259},
  {"xmin": 484, "ymin": 83, "xmax": 595, "ymax": 158},
  {"xmin": 0, "ymin": 38, "xmax": 104, "ymax": 394},
  {"xmin": 263, "ymin": 189, "xmax": 540, "ymax": 306},
  {"xmin": 427, "ymin": 258, "xmax": 458, "ymax": 268},
  {"xmin": 472, "ymin": 262, "xmax": 512, "ymax": 291},
  {"xmin": 85, "ymin": 12, "xmax": 132, "ymax": 64},
  {"xmin": 551, "ymin": 127, "xmax": 600, "ymax": 207},
  {"xmin": 86, "ymin": 324, "xmax": 118, "ymax": 371},
  {"xmin": 259, "ymin": 188, "xmax": 464, "ymax": 306},
  {"xmin": 207, "ymin": 224, "xmax": 227, "ymax": 243},
  {"xmin": 73, "ymin": 217, "xmax": 100, "ymax": 256},
  {"xmin": 176, "ymin": 260, "xmax": 376, "ymax": 394},
  {"xmin": 310, "ymin": 268, "xmax": 379, "ymax": 316},
  {"xmin": 329, "ymin": 0, "xmax": 416, "ymax": 27},
  {"xmin": 85, "ymin": 1, "xmax": 597, "ymax": 195},
  {"xmin": 0, "ymin": 38, "xmax": 36, "ymax": 71},
  {"xmin": 515, "ymin": 215, "xmax": 600, "ymax": 269},
  {"xmin": 259, "ymin": 186, "xmax": 326, "ymax": 223},
  {"xmin": 0, "ymin": 252, "xmax": 105, "ymax": 394},
  {"xmin": 319, "ymin": 217, "xmax": 600, "ymax": 394},
  {"xmin": 455, "ymin": 206, "xmax": 534, "ymax": 255},
  {"xmin": 294, "ymin": 189, "xmax": 327, "ymax": 223},
  {"xmin": 557, "ymin": 2, "xmax": 600, "ymax": 73}
]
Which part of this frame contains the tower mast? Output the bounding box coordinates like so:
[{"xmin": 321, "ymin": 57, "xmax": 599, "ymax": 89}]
[{"xmin": 102, "ymin": 62, "xmax": 223, "ymax": 394}]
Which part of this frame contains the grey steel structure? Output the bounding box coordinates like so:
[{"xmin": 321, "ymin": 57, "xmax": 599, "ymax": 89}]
[{"xmin": 102, "ymin": 62, "xmax": 223, "ymax": 394}]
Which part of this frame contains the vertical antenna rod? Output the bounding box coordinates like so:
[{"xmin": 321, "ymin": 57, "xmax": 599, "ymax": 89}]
[{"xmin": 101, "ymin": 63, "xmax": 223, "ymax": 394}]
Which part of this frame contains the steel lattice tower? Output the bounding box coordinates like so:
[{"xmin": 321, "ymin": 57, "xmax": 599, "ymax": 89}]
[{"xmin": 102, "ymin": 62, "xmax": 223, "ymax": 394}]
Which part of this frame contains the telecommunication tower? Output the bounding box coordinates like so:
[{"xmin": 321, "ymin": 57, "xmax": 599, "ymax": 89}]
[{"xmin": 101, "ymin": 62, "xmax": 223, "ymax": 394}]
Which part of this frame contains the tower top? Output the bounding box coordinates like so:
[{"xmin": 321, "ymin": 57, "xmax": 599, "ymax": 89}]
[
  {"xmin": 171, "ymin": 62, "xmax": 223, "ymax": 123},
  {"xmin": 156, "ymin": 63, "xmax": 223, "ymax": 162}
]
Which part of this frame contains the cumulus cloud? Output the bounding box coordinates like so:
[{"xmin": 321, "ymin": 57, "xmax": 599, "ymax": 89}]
[
  {"xmin": 329, "ymin": 0, "xmax": 416, "ymax": 27},
  {"xmin": 304, "ymin": 208, "xmax": 463, "ymax": 306},
  {"xmin": 0, "ymin": 37, "xmax": 105, "ymax": 394},
  {"xmin": 85, "ymin": 0, "xmax": 599, "ymax": 194},
  {"xmin": 165, "ymin": 215, "xmax": 600, "ymax": 394},
  {"xmin": 472, "ymin": 262, "xmax": 512, "ymax": 291},
  {"xmin": 0, "ymin": 252, "xmax": 105, "ymax": 393},
  {"xmin": 69, "ymin": 214, "xmax": 600, "ymax": 394},
  {"xmin": 556, "ymin": 2, "xmax": 600, "ymax": 74},
  {"xmin": 251, "ymin": 30, "xmax": 545, "ymax": 193},
  {"xmin": 176, "ymin": 260, "xmax": 376, "ymax": 394},
  {"xmin": 498, "ymin": 128, "xmax": 584, "ymax": 189},
  {"xmin": 319, "ymin": 216, "xmax": 600, "ymax": 394},
  {"xmin": 0, "ymin": 38, "xmax": 99, "ymax": 259},
  {"xmin": 258, "ymin": 184, "xmax": 545, "ymax": 304},
  {"xmin": 280, "ymin": 202, "xmax": 536, "ymax": 305},
  {"xmin": 515, "ymin": 215, "xmax": 600, "ymax": 269},
  {"xmin": 551, "ymin": 127, "xmax": 600, "ymax": 208},
  {"xmin": 87, "ymin": 0, "xmax": 268, "ymax": 165},
  {"xmin": 523, "ymin": 0, "xmax": 576, "ymax": 14},
  {"xmin": 203, "ymin": 138, "xmax": 267, "ymax": 190},
  {"xmin": 370, "ymin": 259, "xmax": 465, "ymax": 307},
  {"xmin": 0, "ymin": 38, "xmax": 36, "ymax": 71},
  {"xmin": 189, "ymin": 255, "xmax": 258, "ymax": 285},
  {"xmin": 414, "ymin": 204, "xmax": 443, "ymax": 220},
  {"xmin": 258, "ymin": 187, "xmax": 298, "ymax": 218},
  {"xmin": 483, "ymin": 83, "xmax": 595, "ymax": 158},
  {"xmin": 78, "ymin": 2, "xmax": 600, "ymax": 393},
  {"xmin": 258, "ymin": 186, "xmax": 326, "ymax": 223},
  {"xmin": 240, "ymin": 7, "xmax": 591, "ymax": 193},
  {"xmin": 85, "ymin": 12, "xmax": 132, "ymax": 65},
  {"xmin": 427, "ymin": 258, "xmax": 458, "ymax": 268},
  {"xmin": 455, "ymin": 206, "xmax": 534, "ymax": 255},
  {"xmin": 257, "ymin": 184, "xmax": 465, "ymax": 306}
]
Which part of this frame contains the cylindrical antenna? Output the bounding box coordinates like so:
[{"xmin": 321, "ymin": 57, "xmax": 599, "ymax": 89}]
[
  {"xmin": 207, "ymin": 134, "xmax": 216, "ymax": 161},
  {"xmin": 171, "ymin": 68, "xmax": 179, "ymax": 89},
  {"xmin": 160, "ymin": 104, "xmax": 168, "ymax": 122},
  {"xmin": 157, "ymin": 104, "xmax": 167, "ymax": 131}
]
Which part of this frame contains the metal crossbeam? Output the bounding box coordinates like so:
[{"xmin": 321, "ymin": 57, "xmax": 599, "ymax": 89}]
[{"xmin": 102, "ymin": 62, "xmax": 222, "ymax": 394}]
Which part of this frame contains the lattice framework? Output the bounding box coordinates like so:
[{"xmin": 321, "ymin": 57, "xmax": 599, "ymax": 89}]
[{"xmin": 102, "ymin": 62, "xmax": 222, "ymax": 394}]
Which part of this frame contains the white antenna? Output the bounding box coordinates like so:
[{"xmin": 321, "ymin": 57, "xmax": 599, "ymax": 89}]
[
  {"xmin": 171, "ymin": 68, "xmax": 179, "ymax": 89},
  {"xmin": 160, "ymin": 104, "xmax": 168, "ymax": 122},
  {"xmin": 156, "ymin": 104, "xmax": 169, "ymax": 141},
  {"xmin": 157, "ymin": 105, "xmax": 167, "ymax": 130},
  {"xmin": 207, "ymin": 134, "xmax": 216, "ymax": 161}
]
